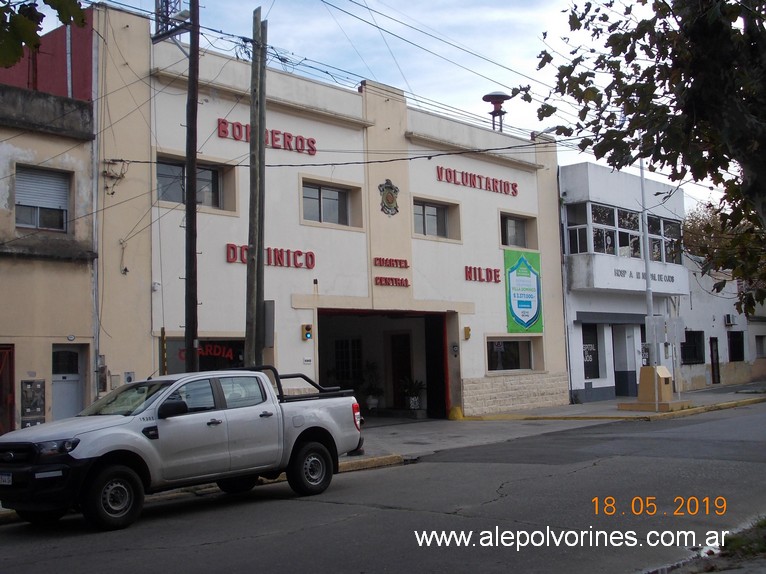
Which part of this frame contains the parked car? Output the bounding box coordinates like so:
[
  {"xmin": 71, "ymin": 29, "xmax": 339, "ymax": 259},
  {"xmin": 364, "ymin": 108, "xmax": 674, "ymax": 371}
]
[{"xmin": 0, "ymin": 366, "xmax": 363, "ymax": 530}]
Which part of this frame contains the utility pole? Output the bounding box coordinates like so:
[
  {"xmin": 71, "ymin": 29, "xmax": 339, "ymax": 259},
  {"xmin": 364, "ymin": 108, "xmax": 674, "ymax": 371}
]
[
  {"xmin": 244, "ymin": 8, "xmax": 267, "ymax": 367},
  {"xmin": 184, "ymin": 0, "xmax": 200, "ymax": 372}
]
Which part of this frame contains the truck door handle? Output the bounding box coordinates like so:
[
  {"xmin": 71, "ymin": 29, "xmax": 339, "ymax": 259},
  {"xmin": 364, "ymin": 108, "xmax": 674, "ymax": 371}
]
[
  {"xmin": 207, "ymin": 418, "xmax": 223, "ymax": 426},
  {"xmin": 259, "ymin": 411, "xmax": 274, "ymax": 418}
]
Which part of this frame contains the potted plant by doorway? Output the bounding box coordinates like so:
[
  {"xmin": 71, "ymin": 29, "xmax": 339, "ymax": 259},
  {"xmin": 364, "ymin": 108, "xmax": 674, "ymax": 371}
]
[
  {"xmin": 401, "ymin": 376, "xmax": 425, "ymax": 410},
  {"xmin": 363, "ymin": 361, "xmax": 383, "ymax": 410}
]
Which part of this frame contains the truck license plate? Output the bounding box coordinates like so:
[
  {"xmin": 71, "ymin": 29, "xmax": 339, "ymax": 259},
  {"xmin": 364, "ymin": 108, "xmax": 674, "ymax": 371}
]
[{"xmin": 0, "ymin": 472, "xmax": 11, "ymax": 485}]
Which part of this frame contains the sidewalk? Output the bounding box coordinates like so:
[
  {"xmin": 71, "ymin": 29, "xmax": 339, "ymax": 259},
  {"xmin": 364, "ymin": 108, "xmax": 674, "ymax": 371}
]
[
  {"xmin": 340, "ymin": 380, "xmax": 766, "ymax": 471},
  {"xmin": 2, "ymin": 381, "xmax": 765, "ymax": 525}
]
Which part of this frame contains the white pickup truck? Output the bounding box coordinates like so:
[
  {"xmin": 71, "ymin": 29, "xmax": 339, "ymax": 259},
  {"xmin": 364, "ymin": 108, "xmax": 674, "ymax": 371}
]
[{"xmin": 0, "ymin": 367, "xmax": 363, "ymax": 530}]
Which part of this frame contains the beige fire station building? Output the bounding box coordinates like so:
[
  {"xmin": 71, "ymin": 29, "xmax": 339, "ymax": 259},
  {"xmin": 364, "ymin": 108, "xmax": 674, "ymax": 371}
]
[{"xmin": 0, "ymin": 5, "xmax": 568, "ymax": 426}]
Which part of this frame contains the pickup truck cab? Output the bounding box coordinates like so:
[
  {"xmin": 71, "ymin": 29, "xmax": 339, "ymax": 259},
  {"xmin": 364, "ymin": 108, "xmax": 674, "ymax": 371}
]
[{"xmin": 0, "ymin": 367, "xmax": 363, "ymax": 530}]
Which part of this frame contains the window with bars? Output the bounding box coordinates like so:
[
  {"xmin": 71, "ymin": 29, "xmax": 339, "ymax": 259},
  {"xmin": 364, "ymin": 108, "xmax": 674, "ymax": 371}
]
[
  {"xmin": 680, "ymin": 330, "xmax": 705, "ymax": 364},
  {"xmin": 728, "ymin": 331, "xmax": 745, "ymax": 362}
]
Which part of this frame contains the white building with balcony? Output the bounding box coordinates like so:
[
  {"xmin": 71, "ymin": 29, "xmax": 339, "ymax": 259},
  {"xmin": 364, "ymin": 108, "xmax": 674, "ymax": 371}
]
[{"xmin": 560, "ymin": 163, "xmax": 689, "ymax": 402}]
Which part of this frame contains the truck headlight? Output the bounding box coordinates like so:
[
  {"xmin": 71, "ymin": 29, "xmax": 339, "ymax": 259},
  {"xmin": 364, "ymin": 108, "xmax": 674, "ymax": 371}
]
[{"xmin": 36, "ymin": 439, "xmax": 80, "ymax": 458}]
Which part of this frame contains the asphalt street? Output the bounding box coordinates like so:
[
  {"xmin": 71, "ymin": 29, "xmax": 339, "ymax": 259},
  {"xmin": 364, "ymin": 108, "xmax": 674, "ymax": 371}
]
[{"xmin": 2, "ymin": 400, "xmax": 765, "ymax": 574}]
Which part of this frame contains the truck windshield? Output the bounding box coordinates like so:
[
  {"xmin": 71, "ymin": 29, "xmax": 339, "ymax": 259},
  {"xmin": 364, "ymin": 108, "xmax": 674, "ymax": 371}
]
[{"xmin": 79, "ymin": 380, "xmax": 176, "ymax": 416}]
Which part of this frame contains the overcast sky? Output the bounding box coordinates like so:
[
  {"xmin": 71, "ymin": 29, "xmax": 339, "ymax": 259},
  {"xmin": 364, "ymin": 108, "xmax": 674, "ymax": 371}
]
[{"xmin": 119, "ymin": 0, "xmax": 581, "ymax": 136}]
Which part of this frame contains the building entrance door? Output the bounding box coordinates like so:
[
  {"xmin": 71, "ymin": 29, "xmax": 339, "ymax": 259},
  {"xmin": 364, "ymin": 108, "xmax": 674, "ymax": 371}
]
[
  {"xmin": 0, "ymin": 346, "xmax": 13, "ymax": 434},
  {"xmin": 709, "ymin": 337, "xmax": 721, "ymax": 385},
  {"xmin": 612, "ymin": 325, "xmax": 638, "ymax": 397},
  {"xmin": 389, "ymin": 333, "xmax": 412, "ymax": 409},
  {"xmin": 52, "ymin": 348, "xmax": 83, "ymax": 420}
]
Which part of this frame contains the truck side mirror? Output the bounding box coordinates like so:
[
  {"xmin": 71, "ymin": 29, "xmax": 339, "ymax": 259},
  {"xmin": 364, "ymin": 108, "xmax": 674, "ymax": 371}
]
[{"xmin": 158, "ymin": 399, "xmax": 189, "ymax": 419}]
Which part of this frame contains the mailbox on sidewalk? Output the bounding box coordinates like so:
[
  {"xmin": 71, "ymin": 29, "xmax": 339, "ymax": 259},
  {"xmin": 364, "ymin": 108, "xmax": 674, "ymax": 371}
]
[
  {"xmin": 638, "ymin": 365, "xmax": 673, "ymax": 404},
  {"xmin": 618, "ymin": 365, "xmax": 692, "ymax": 412}
]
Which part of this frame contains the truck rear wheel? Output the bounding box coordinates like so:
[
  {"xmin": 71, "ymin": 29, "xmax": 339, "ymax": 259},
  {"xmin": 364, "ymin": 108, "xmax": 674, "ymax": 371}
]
[
  {"xmin": 82, "ymin": 465, "xmax": 144, "ymax": 530},
  {"xmin": 287, "ymin": 441, "xmax": 332, "ymax": 496}
]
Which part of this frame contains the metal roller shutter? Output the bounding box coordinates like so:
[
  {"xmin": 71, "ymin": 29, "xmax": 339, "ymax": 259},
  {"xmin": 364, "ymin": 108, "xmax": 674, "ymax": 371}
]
[{"xmin": 15, "ymin": 167, "xmax": 69, "ymax": 209}]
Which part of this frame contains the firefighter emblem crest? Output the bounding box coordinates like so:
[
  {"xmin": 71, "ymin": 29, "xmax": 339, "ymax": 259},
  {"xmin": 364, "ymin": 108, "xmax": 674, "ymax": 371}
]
[{"xmin": 379, "ymin": 179, "xmax": 399, "ymax": 216}]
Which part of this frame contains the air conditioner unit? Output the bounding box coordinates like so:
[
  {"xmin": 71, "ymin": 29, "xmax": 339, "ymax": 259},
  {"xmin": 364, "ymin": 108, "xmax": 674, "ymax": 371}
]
[{"xmin": 724, "ymin": 314, "xmax": 736, "ymax": 326}]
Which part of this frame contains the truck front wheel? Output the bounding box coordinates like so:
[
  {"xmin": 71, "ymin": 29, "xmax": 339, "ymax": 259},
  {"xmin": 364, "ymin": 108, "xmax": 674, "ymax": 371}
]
[
  {"xmin": 82, "ymin": 465, "xmax": 144, "ymax": 530},
  {"xmin": 287, "ymin": 441, "xmax": 332, "ymax": 496}
]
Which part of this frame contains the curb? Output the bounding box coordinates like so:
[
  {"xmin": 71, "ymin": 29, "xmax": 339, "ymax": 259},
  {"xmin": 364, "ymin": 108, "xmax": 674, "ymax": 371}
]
[
  {"xmin": 340, "ymin": 453, "xmax": 403, "ymax": 473},
  {"xmin": 457, "ymin": 396, "xmax": 766, "ymax": 422}
]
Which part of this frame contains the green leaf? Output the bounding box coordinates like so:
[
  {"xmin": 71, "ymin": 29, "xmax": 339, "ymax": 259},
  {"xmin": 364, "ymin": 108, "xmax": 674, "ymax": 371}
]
[{"xmin": 43, "ymin": 0, "xmax": 86, "ymax": 26}]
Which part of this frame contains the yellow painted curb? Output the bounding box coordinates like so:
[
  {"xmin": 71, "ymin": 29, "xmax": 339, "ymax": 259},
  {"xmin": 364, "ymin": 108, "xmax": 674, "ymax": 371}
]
[
  {"xmin": 340, "ymin": 454, "xmax": 404, "ymax": 473},
  {"xmin": 643, "ymin": 396, "xmax": 766, "ymax": 421},
  {"xmin": 457, "ymin": 396, "xmax": 766, "ymax": 422}
]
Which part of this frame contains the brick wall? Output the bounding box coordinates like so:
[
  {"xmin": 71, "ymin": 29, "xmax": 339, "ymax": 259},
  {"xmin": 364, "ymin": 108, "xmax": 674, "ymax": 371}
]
[{"xmin": 462, "ymin": 372, "xmax": 569, "ymax": 416}]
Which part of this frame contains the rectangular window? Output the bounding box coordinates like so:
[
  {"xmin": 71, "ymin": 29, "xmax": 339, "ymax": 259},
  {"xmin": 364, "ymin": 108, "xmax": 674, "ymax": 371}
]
[
  {"xmin": 728, "ymin": 331, "xmax": 745, "ymax": 362},
  {"xmin": 566, "ymin": 203, "xmax": 588, "ymax": 254},
  {"xmin": 302, "ymin": 183, "xmax": 349, "ymax": 225},
  {"xmin": 567, "ymin": 203, "xmax": 588, "ymax": 225},
  {"xmin": 680, "ymin": 330, "xmax": 705, "ymax": 364},
  {"xmin": 414, "ymin": 201, "xmax": 448, "ymax": 237},
  {"xmin": 15, "ymin": 166, "xmax": 69, "ymax": 232},
  {"xmin": 647, "ymin": 215, "xmax": 683, "ymax": 264},
  {"xmin": 618, "ymin": 231, "xmax": 642, "ymax": 258},
  {"xmin": 593, "ymin": 227, "xmax": 616, "ymax": 254},
  {"xmin": 591, "ymin": 204, "xmax": 615, "ymax": 226},
  {"xmin": 219, "ymin": 376, "xmax": 265, "ymax": 409},
  {"xmin": 487, "ymin": 339, "xmax": 532, "ymax": 371},
  {"xmin": 568, "ymin": 227, "xmax": 588, "ymax": 254},
  {"xmin": 171, "ymin": 380, "xmax": 216, "ymax": 413},
  {"xmin": 617, "ymin": 208, "xmax": 641, "ymax": 258},
  {"xmin": 663, "ymin": 221, "xmax": 682, "ymax": 264},
  {"xmin": 157, "ymin": 160, "xmax": 222, "ymax": 208},
  {"xmin": 501, "ymin": 214, "xmax": 527, "ymax": 247},
  {"xmin": 756, "ymin": 335, "xmax": 766, "ymax": 359},
  {"xmin": 582, "ymin": 323, "xmax": 600, "ymax": 379}
]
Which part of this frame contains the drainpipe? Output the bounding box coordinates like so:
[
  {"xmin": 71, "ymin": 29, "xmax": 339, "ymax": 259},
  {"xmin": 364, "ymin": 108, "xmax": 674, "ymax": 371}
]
[
  {"xmin": 66, "ymin": 24, "xmax": 73, "ymax": 98},
  {"xmin": 91, "ymin": 8, "xmax": 101, "ymax": 399}
]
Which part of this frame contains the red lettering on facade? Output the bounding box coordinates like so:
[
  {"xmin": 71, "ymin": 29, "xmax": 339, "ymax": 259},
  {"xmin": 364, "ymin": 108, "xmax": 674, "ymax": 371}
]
[
  {"xmin": 232, "ymin": 245, "xmax": 315, "ymax": 269},
  {"xmin": 226, "ymin": 243, "xmax": 237, "ymax": 263},
  {"xmin": 465, "ymin": 265, "xmax": 501, "ymax": 283},
  {"xmin": 232, "ymin": 122, "xmax": 244, "ymax": 141},
  {"xmin": 179, "ymin": 344, "xmax": 235, "ymax": 361},
  {"xmin": 374, "ymin": 276, "xmax": 410, "ymax": 287},
  {"xmin": 217, "ymin": 119, "xmax": 316, "ymax": 155},
  {"xmin": 373, "ymin": 257, "xmax": 410, "ymax": 268},
  {"xmin": 218, "ymin": 118, "xmax": 229, "ymax": 138}
]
